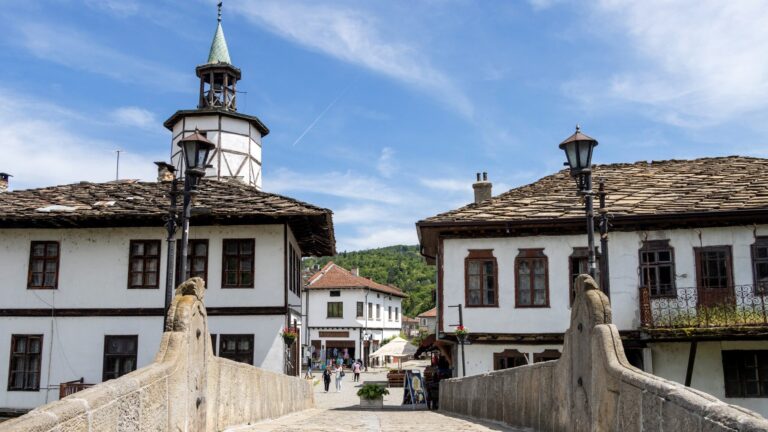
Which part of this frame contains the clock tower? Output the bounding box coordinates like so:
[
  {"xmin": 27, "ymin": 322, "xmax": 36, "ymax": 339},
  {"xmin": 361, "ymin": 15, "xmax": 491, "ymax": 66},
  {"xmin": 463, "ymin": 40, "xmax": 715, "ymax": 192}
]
[{"xmin": 164, "ymin": 2, "xmax": 268, "ymax": 189}]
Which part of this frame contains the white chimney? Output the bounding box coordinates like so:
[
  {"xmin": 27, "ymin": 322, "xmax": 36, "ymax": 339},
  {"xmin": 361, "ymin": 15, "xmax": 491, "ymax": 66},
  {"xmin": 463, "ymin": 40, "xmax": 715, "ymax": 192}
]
[
  {"xmin": 472, "ymin": 172, "xmax": 492, "ymax": 204},
  {"xmin": 0, "ymin": 173, "xmax": 11, "ymax": 192},
  {"xmin": 154, "ymin": 162, "xmax": 176, "ymax": 182},
  {"xmin": 351, "ymin": 268, "xmax": 360, "ymax": 276}
]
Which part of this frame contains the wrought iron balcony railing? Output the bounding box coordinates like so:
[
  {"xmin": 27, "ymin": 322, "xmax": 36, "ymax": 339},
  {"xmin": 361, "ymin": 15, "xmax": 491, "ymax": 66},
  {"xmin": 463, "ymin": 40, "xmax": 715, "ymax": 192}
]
[{"xmin": 639, "ymin": 285, "xmax": 768, "ymax": 329}]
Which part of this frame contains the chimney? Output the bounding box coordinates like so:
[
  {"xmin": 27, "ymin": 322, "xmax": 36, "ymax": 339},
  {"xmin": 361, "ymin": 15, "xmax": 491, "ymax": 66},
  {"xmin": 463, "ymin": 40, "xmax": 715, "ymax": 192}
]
[
  {"xmin": 351, "ymin": 268, "xmax": 360, "ymax": 276},
  {"xmin": 154, "ymin": 162, "xmax": 176, "ymax": 182},
  {"xmin": 472, "ymin": 172, "xmax": 492, "ymax": 204},
  {"xmin": 0, "ymin": 173, "xmax": 11, "ymax": 192}
]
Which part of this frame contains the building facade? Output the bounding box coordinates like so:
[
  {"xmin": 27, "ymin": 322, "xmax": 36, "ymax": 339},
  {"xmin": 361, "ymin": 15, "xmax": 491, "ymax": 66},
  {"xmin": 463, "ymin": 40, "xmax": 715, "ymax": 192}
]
[
  {"xmin": 417, "ymin": 307, "xmax": 437, "ymax": 335},
  {"xmin": 417, "ymin": 157, "xmax": 768, "ymax": 416},
  {"xmin": 0, "ymin": 9, "xmax": 335, "ymax": 413},
  {"xmin": 303, "ymin": 263, "xmax": 405, "ymax": 368}
]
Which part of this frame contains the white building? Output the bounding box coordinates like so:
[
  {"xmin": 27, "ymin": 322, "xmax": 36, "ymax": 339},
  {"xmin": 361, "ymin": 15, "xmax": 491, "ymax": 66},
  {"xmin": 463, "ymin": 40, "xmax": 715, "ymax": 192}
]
[
  {"xmin": 417, "ymin": 156, "xmax": 768, "ymax": 417},
  {"xmin": 0, "ymin": 8, "xmax": 335, "ymax": 414},
  {"xmin": 303, "ymin": 263, "xmax": 405, "ymax": 368},
  {"xmin": 417, "ymin": 307, "xmax": 437, "ymax": 334}
]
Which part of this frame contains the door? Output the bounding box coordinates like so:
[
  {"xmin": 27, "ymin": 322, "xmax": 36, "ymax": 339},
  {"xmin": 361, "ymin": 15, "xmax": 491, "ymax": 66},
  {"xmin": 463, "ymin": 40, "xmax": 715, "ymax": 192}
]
[{"xmin": 695, "ymin": 246, "xmax": 734, "ymax": 307}]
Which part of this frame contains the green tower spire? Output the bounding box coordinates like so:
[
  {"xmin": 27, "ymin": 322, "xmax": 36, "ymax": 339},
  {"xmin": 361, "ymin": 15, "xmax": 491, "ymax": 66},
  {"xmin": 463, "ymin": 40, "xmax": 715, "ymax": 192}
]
[{"xmin": 207, "ymin": 2, "xmax": 231, "ymax": 64}]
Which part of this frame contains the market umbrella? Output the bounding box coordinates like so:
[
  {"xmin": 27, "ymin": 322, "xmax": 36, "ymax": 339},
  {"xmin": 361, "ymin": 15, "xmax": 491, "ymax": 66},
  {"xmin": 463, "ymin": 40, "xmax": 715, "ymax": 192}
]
[{"xmin": 370, "ymin": 337, "xmax": 417, "ymax": 369}]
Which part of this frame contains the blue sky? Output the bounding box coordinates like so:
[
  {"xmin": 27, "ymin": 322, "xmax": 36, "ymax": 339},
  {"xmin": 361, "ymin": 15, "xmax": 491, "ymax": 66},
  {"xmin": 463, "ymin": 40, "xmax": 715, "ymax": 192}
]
[{"xmin": 3, "ymin": 1, "xmax": 768, "ymax": 251}]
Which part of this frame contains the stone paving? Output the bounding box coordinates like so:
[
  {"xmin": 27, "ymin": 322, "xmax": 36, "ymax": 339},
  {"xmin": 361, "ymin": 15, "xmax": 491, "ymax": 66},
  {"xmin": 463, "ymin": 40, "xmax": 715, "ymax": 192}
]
[{"xmin": 225, "ymin": 368, "xmax": 520, "ymax": 432}]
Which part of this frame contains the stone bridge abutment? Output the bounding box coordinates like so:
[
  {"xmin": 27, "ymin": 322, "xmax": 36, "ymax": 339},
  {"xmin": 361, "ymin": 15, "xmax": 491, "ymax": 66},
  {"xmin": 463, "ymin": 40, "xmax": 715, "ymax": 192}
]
[
  {"xmin": 439, "ymin": 275, "xmax": 768, "ymax": 431},
  {"xmin": 0, "ymin": 278, "xmax": 313, "ymax": 432}
]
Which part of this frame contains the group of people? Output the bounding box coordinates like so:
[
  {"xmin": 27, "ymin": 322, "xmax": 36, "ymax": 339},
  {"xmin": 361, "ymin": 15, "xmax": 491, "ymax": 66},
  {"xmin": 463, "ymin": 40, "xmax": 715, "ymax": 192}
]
[{"xmin": 322, "ymin": 359, "xmax": 363, "ymax": 392}]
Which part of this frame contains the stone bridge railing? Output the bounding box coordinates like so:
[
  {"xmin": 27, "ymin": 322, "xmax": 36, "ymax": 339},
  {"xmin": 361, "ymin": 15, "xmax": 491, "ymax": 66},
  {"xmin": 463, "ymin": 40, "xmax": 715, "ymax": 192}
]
[
  {"xmin": 439, "ymin": 275, "xmax": 768, "ymax": 432},
  {"xmin": 0, "ymin": 278, "xmax": 313, "ymax": 432}
]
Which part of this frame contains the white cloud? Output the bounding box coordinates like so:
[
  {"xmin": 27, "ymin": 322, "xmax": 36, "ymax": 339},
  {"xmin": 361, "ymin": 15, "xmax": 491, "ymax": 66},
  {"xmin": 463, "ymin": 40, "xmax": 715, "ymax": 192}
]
[
  {"xmin": 528, "ymin": 0, "xmax": 566, "ymax": 11},
  {"xmin": 581, "ymin": 0, "xmax": 768, "ymax": 126},
  {"xmin": 419, "ymin": 177, "xmax": 471, "ymax": 193},
  {"xmin": 85, "ymin": 0, "xmax": 140, "ymax": 16},
  {"xmin": 0, "ymin": 90, "xmax": 160, "ymax": 190},
  {"xmin": 376, "ymin": 147, "xmax": 396, "ymax": 178},
  {"xmin": 339, "ymin": 226, "xmax": 418, "ymax": 251},
  {"xmin": 14, "ymin": 21, "xmax": 189, "ymax": 91},
  {"xmin": 111, "ymin": 107, "xmax": 156, "ymax": 130},
  {"xmin": 230, "ymin": 0, "xmax": 474, "ymax": 118},
  {"xmin": 267, "ymin": 168, "xmax": 407, "ymax": 204}
]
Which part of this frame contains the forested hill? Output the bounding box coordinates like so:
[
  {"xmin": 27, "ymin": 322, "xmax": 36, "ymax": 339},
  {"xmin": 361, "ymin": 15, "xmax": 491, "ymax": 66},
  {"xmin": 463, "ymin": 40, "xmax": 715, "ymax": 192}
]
[{"xmin": 303, "ymin": 245, "xmax": 435, "ymax": 319}]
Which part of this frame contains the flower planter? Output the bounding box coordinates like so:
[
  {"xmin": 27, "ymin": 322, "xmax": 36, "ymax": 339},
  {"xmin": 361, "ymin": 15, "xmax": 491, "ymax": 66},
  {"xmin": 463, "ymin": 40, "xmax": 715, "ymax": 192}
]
[
  {"xmin": 282, "ymin": 336, "xmax": 296, "ymax": 346},
  {"xmin": 359, "ymin": 396, "xmax": 384, "ymax": 409},
  {"xmin": 386, "ymin": 370, "xmax": 405, "ymax": 387}
]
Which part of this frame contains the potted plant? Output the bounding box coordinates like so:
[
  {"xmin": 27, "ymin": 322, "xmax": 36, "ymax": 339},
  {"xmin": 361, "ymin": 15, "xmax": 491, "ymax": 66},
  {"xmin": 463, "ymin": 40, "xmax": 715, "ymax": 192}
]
[
  {"xmin": 357, "ymin": 383, "xmax": 389, "ymax": 408},
  {"xmin": 281, "ymin": 327, "xmax": 298, "ymax": 346},
  {"xmin": 455, "ymin": 325, "xmax": 468, "ymax": 343},
  {"xmin": 386, "ymin": 368, "xmax": 406, "ymax": 387}
]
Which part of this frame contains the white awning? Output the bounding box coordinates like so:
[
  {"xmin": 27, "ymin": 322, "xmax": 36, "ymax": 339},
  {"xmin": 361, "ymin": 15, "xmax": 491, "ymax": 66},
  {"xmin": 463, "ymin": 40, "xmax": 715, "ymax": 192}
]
[{"xmin": 369, "ymin": 337, "xmax": 417, "ymax": 358}]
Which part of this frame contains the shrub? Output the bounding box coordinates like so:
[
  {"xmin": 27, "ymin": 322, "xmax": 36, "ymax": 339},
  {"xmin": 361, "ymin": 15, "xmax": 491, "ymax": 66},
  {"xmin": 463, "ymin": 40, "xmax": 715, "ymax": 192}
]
[{"xmin": 357, "ymin": 383, "xmax": 390, "ymax": 400}]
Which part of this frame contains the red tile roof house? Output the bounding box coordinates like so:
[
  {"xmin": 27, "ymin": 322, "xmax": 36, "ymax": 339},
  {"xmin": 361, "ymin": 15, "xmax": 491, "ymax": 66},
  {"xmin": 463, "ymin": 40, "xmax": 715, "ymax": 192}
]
[
  {"xmin": 304, "ymin": 262, "xmax": 406, "ymax": 369},
  {"xmin": 417, "ymin": 157, "xmax": 768, "ymax": 417},
  {"xmin": 417, "ymin": 307, "xmax": 437, "ymax": 335}
]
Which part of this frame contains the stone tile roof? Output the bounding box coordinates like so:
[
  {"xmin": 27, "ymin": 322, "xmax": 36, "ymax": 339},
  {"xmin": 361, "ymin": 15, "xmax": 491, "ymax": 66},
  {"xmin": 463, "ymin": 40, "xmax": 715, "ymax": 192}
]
[
  {"xmin": 417, "ymin": 307, "xmax": 436, "ymax": 318},
  {"xmin": 420, "ymin": 156, "xmax": 768, "ymax": 225},
  {"xmin": 0, "ymin": 179, "xmax": 335, "ymax": 257},
  {"xmin": 306, "ymin": 262, "xmax": 407, "ymax": 298}
]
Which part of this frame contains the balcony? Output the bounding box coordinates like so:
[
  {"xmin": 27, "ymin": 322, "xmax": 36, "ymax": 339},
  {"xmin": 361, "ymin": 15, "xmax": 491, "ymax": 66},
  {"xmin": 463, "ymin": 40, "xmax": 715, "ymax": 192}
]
[
  {"xmin": 59, "ymin": 378, "xmax": 93, "ymax": 399},
  {"xmin": 639, "ymin": 285, "xmax": 768, "ymax": 329}
]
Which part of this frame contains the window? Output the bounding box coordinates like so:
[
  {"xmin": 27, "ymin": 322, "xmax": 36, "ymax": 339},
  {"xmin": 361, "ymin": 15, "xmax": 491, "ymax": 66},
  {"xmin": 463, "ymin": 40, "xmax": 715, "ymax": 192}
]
[
  {"xmin": 219, "ymin": 335, "xmax": 254, "ymax": 365},
  {"xmin": 368, "ymin": 302, "xmax": 373, "ymax": 319},
  {"xmin": 465, "ymin": 250, "xmax": 498, "ymax": 307},
  {"xmin": 376, "ymin": 304, "xmax": 380, "ymax": 319},
  {"xmin": 752, "ymin": 238, "xmax": 768, "ymax": 294},
  {"xmin": 128, "ymin": 240, "xmax": 161, "ymax": 288},
  {"xmin": 515, "ymin": 249, "xmax": 549, "ymax": 307},
  {"xmin": 210, "ymin": 334, "xmax": 217, "ymax": 356},
  {"xmin": 639, "ymin": 240, "xmax": 676, "ymax": 297},
  {"xmin": 7, "ymin": 335, "xmax": 42, "ymax": 391},
  {"xmin": 388, "ymin": 306, "xmax": 392, "ymax": 321},
  {"xmin": 327, "ymin": 302, "xmax": 343, "ymax": 318},
  {"xmin": 222, "ymin": 239, "xmax": 254, "ymax": 288},
  {"xmin": 569, "ymin": 247, "xmax": 601, "ymax": 305},
  {"xmin": 533, "ymin": 349, "xmax": 561, "ymax": 363},
  {"xmin": 330, "ymin": 290, "xmax": 341, "ymax": 297},
  {"xmin": 28, "ymin": 241, "xmax": 59, "ymax": 289},
  {"xmin": 288, "ymin": 244, "xmax": 301, "ymax": 296},
  {"xmin": 696, "ymin": 246, "xmax": 733, "ymax": 289},
  {"xmin": 722, "ymin": 350, "xmax": 768, "ymax": 398},
  {"xmin": 103, "ymin": 336, "xmax": 138, "ymax": 381},
  {"xmin": 493, "ymin": 349, "xmax": 528, "ymax": 371},
  {"xmin": 356, "ymin": 302, "xmax": 364, "ymax": 318},
  {"xmin": 176, "ymin": 239, "xmax": 208, "ymax": 282},
  {"xmin": 395, "ymin": 307, "xmax": 399, "ymax": 321}
]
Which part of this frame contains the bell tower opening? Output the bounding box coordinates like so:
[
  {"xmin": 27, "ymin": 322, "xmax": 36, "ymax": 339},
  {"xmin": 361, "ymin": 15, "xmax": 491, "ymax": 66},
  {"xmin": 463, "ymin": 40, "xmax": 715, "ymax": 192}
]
[{"xmin": 196, "ymin": 2, "xmax": 240, "ymax": 111}]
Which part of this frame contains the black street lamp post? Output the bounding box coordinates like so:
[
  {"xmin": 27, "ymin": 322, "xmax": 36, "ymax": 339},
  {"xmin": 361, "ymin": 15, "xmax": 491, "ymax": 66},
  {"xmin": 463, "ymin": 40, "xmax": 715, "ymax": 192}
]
[
  {"xmin": 559, "ymin": 126, "xmax": 600, "ymax": 280},
  {"xmin": 447, "ymin": 304, "xmax": 466, "ymax": 377},
  {"xmin": 162, "ymin": 129, "xmax": 214, "ymax": 325}
]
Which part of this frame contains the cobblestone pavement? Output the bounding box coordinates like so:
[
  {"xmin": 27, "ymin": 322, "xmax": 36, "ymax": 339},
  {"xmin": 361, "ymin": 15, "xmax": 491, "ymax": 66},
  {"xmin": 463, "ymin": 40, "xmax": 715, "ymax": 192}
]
[{"xmin": 226, "ymin": 369, "xmax": 519, "ymax": 431}]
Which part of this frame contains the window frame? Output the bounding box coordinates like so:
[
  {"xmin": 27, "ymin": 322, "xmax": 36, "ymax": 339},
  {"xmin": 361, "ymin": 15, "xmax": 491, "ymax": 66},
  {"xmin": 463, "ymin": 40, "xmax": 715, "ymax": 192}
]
[
  {"xmin": 176, "ymin": 239, "xmax": 209, "ymax": 284},
  {"xmin": 102, "ymin": 335, "xmax": 138, "ymax": 382},
  {"xmin": 722, "ymin": 350, "xmax": 768, "ymax": 398},
  {"xmin": 515, "ymin": 249, "xmax": 549, "ymax": 308},
  {"xmin": 569, "ymin": 247, "xmax": 601, "ymax": 306},
  {"xmin": 752, "ymin": 237, "xmax": 768, "ymax": 294},
  {"xmin": 388, "ymin": 306, "xmax": 392, "ymax": 321},
  {"xmin": 327, "ymin": 301, "xmax": 343, "ymax": 318},
  {"xmin": 356, "ymin": 302, "xmax": 364, "ymax": 318},
  {"xmin": 694, "ymin": 245, "xmax": 734, "ymax": 290},
  {"xmin": 219, "ymin": 334, "xmax": 254, "ymax": 365},
  {"xmin": 368, "ymin": 302, "xmax": 373, "ymax": 319},
  {"xmin": 639, "ymin": 240, "xmax": 677, "ymax": 298},
  {"xmin": 7, "ymin": 334, "xmax": 43, "ymax": 391},
  {"xmin": 464, "ymin": 249, "xmax": 499, "ymax": 308},
  {"xmin": 493, "ymin": 349, "xmax": 528, "ymax": 371},
  {"xmin": 533, "ymin": 349, "xmax": 561, "ymax": 363},
  {"xmin": 128, "ymin": 240, "xmax": 161, "ymax": 289},
  {"xmin": 221, "ymin": 239, "xmax": 255, "ymax": 288},
  {"xmin": 27, "ymin": 241, "xmax": 60, "ymax": 289}
]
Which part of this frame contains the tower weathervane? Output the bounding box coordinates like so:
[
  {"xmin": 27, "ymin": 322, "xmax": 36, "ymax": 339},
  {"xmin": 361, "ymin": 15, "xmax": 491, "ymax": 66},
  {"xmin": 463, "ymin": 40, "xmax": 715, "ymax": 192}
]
[{"xmin": 218, "ymin": 2, "xmax": 222, "ymax": 22}]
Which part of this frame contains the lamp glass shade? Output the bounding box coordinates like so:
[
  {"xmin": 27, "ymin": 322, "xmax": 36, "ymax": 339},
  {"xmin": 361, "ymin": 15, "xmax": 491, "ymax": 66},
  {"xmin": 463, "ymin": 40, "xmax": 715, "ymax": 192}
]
[
  {"xmin": 180, "ymin": 139, "xmax": 214, "ymax": 171},
  {"xmin": 561, "ymin": 139, "xmax": 596, "ymax": 173}
]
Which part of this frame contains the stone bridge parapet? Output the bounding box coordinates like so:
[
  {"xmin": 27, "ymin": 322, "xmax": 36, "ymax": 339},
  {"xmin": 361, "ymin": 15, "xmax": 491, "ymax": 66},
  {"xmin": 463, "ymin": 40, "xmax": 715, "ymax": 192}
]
[
  {"xmin": 439, "ymin": 275, "xmax": 768, "ymax": 431},
  {"xmin": 0, "ymin": 278, "xmax": 313, "ymax": 432}
]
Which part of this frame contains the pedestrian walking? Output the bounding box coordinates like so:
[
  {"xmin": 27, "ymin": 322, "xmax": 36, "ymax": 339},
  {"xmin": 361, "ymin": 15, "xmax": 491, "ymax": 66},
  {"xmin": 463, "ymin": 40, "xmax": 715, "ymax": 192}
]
[
  {"xmin": 353, "ymin": 360, "xmax": 361, "ymax": 382},
  {"xmin": 334, "ymin": 364, "xmax": 344, "ymax": 392},
  {"xmin": 323, "ymin": 366, "xmax": 331, "ymax": 392},
  {"xmin": 304, "ymin": 357, "xmax": 313, "ymax": 379}
]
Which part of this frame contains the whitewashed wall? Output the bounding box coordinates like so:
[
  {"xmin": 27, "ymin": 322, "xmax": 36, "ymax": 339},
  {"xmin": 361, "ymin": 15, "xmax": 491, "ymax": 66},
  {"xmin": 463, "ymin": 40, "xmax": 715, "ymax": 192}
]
[
  {"xmin": 441, "ymin": 224, "xmax": 768, "ymax": 334},
  {"xmin": 170, "ymin": 114, "xmax": 263, "ymax": 189},
  {"xmin": 305, "ymin": 287, "xmax": 402, "ymax": 332},
  {"xmin": 0, "ymin": 225, "xmax": 287, "ymax": 309},
  {"xmin": 651, "ymin": 340, "xmax": 768, "ymax": 417},
  {"xmin": 457, "ymin": 343, "xmax": 563, "ymax": 378}
]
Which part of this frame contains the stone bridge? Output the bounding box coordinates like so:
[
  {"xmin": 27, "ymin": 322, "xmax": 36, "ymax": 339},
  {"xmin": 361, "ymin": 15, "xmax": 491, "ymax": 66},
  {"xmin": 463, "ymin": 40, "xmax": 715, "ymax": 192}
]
[{"xmin": 3, "ymin": 276, "xmax": 768, "ymax": 431}]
